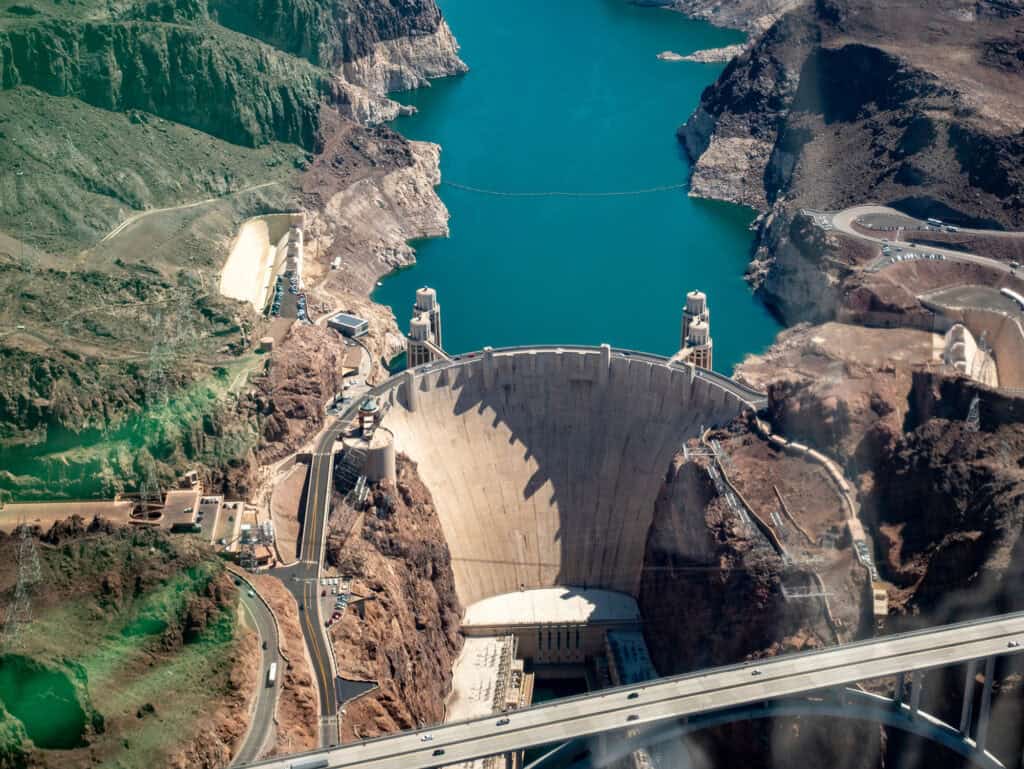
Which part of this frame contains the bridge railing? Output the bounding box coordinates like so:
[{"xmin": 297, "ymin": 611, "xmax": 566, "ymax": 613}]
[{"xmin": 239, "ymin": 609, "xmax": 1024, "ymax": 769}]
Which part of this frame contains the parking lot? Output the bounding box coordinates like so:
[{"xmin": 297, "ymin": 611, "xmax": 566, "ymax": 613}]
[{"xmin": 319, "ymin": 576, "xmax": 354, "ymax": 629}]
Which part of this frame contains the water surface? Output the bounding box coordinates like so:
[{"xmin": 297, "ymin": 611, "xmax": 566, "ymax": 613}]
[{"xmin": 376, "ymin": 0, "xmax": 781, "ymax": 372}]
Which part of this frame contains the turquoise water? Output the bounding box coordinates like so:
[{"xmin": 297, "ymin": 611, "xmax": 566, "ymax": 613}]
[
  {"xmin": 375, "ymin": 0, "xmax": 781, "ymax": 372},
  {"xmin": 0, "ymin": 655, "xmax": 87, "ymax": 749}
]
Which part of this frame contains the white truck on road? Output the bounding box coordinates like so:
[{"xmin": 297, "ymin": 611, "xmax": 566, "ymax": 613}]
[{"xmin": 267, "ymin": 662, "xmax": 278, "ymax": 687}]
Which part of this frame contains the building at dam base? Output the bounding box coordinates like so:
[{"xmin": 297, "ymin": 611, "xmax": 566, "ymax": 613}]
[{"xmin": 462, "ymin": 588, "xmax": 642, "ymax": 663}]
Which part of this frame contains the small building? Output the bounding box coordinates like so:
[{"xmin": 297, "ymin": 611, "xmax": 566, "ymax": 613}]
[
  {"xmin": 258, "ymin": 337, "xmax": 274, "ymax": 353},
  {"xmin": 327, "ymin": 312, "xmax": 369, "ymax": 337}
]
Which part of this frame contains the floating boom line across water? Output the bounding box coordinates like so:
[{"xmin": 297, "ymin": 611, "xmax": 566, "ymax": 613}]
[{"xmin": 441, "ymin": 180, "xmax": 689, "ymax": 197}]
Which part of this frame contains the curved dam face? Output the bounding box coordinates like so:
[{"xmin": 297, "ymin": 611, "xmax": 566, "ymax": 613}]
[{"xmin": 378, "ymin": 346, "xmax": 762, "ymax": 606}]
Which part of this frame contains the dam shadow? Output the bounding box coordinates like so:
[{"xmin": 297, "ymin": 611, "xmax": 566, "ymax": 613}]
[{"xmin": 384, "ymin": 349, "xmax": 749, "ymax": 606}]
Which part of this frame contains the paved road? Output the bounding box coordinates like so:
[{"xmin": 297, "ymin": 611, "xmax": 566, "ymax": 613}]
[
  {"xmin": 233, "ymin": 579, "xmax": 282, "ymax": 765},
  {"xmin": 276, "ymin": 424, "xmax": 344, "ymax": 745},
  {"xmin": 99, "ymin": 180, "xmax": 284, "ymax": 242},
  {"xmin": 812, "ymin": 205, "xmax": 1020, "ymax": 277},
  {"xmin": 240, "ymin": 610, "xmax": 1024, "ymax": 769}
]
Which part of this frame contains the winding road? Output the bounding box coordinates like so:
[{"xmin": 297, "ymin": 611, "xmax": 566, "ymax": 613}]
[
  {"xmin": 100, "ymin": 181, "xmax": 285, "ymax": 243},
  {"xmin": 234, "ymin": 576, "xmax": 283, "ymax": 765},
  {"xmin": 807, "ymin": 205, "xmax": 1022, "ymax": 275},
  {"xmin": 276, "ymin": 424, "xmax": 344, "ymax": 746}
]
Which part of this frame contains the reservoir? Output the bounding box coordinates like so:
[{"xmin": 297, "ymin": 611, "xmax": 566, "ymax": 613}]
[{"xmin": 375, "ymin": 0, "xmax": 781, "ymax": 372}]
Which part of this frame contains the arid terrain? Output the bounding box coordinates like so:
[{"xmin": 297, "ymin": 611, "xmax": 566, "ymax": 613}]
[{"xmin": 2, "ymin": 0, "xmax": 1024, "ymax": 768}]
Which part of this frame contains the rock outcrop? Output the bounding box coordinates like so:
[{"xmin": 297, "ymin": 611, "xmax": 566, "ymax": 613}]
[
  {"xmin": 680, "ymin": 0, "xmax": 1024, "ymax": 325},
  {"xmin": 640, "ymin": 0, "xmax": 807, "ymax": 33},
  {"xmin": 639, "ymin": 451, "xmax": 834, "ymax": 673},
  {"xmin": 0, "ymin": 20, "xmax": 335, "ymax": 150},
  {"xmin": 327, "ymin": 456, "xmax": 462, "ymax": 740}
]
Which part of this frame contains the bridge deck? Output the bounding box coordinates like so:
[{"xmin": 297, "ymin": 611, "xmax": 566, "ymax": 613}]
[{"xmin": 242, "ymin": 611, "xmax": 1024, "ymax": 769}]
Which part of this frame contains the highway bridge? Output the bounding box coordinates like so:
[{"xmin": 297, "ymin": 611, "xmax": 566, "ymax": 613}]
[{"xmin": 241, "ymin": 610, "xmax": 1024, "ymax": 769}]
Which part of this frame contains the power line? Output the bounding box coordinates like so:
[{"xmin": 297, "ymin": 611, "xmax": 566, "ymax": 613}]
[
  {"xmin": 441, "ymin": 181, "xmax": 688, "ymax": 198},
  {"xmin": 2, "ymin": 523, "xmax": 42, "ymax": 649}
]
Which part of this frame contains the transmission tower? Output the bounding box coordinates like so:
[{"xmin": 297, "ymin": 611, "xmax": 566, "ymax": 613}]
[
  {"xmin": 2, "ymin": 524, "xmax": 42, "ymax": 648},
  {"xmin": 966, "ymin": 394, "xmax": 981, "ymax": 433},
  {"xmin": 131, "ymin": 298, "xmax": 205, "ymax": 510}
]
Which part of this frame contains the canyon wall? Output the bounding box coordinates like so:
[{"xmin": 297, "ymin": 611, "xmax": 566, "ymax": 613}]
[
  {"xmin": 327, "ymin": 456, "xmax": 462, "ymax": 740},
  {"xmin": 680, "ymin": 0, "xmax": 1024, "ymax": 326},
  {"xmin": 638, "ymin": 453, "xmax": 835, "ymax": 672},
  {"xmin": 0, "ymin": 0, "xmax": 463, "ymax": 500},
  {"xmin": 0, "ymin": 20, "xmax": 335, "ymax": 150}
]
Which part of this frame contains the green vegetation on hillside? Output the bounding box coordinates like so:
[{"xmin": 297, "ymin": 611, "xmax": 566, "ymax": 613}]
[
  {"xmin": 0, "ymin": 0, "xmax": 330, "ymax": 496},
  {"xmin": 0, "ymin": 526, "xmax": 242, "ymax": 769}
]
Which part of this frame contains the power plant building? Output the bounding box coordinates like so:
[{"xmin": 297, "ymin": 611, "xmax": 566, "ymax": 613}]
[{"xmin": 327, "ymin": 312, "xmax": 369, "ymax": 338}]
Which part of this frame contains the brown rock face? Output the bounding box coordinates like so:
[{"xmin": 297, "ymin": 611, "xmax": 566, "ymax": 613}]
[
  {"xmin": 683, "ymin": 0, "xmax": 1024, "ymax": 326},
  {"xmin": 252, "ymin": 324, "xmax": 345, "ymax": 462},
  {"xmin": 327, "ymin": 455, "xmax": 462, "ymax": 739},
  {"xmin": 639, "ymin": 454, "xmax": 834, "ymax": 674},
  {"xmin": 637, "ymin": 447, "xmax": 885, "ymax": 769}
]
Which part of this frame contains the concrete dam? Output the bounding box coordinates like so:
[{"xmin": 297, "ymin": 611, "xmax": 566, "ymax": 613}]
[{"xmin": 375, "ymin": 345, "xmax": 765, "ymax": 606}]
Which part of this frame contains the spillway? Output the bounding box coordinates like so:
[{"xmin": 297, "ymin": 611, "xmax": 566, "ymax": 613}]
[{"xmin": 376, "ymin": 346, "xmax": 763, "ymax": 606}]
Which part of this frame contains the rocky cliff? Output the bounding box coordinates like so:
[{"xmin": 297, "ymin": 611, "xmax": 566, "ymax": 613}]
[
  {"xmin": 680, "ymin": 0, "xmax": 1024, "ymax": 325},
  {"xmin": 0, "ymin": 20, "xmax": 335, "ymax": 150},
  {"xmin": 638, "ymin": 444, "xmax": 883, "ymax": 769},
  {"xmin": 639, "ymin": 450, "xmax": 835, "ymax": 673},
  {"xmin": 327, "ymin": 456, "xmax": 462, "ymax": 740},
  {"xmin": 638, "ymin": 0, "xmax": 806, "ymax": 33}
]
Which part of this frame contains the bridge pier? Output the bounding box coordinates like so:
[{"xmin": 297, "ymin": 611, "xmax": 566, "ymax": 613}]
[
  {"xmin": 909, "ymin": 670, "xmax": 923, "ymax": 719},
  {"xmin": 977, "ymin": 656, "xmax": 996, "ymax": 753},
  {"xmin": 960, "ymin": 659, "xmax": 978, "ymax": 735}
]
